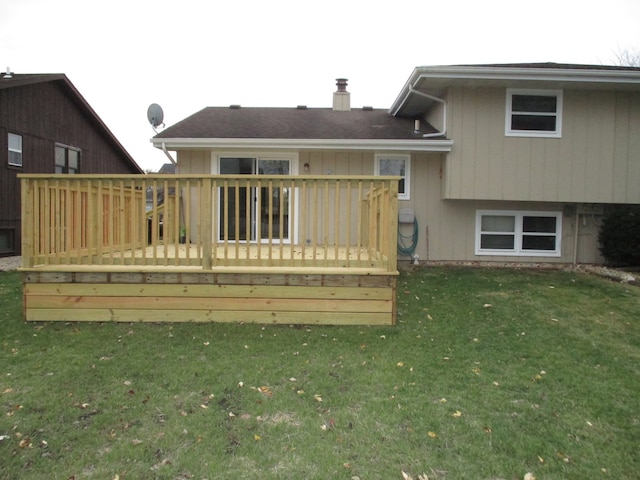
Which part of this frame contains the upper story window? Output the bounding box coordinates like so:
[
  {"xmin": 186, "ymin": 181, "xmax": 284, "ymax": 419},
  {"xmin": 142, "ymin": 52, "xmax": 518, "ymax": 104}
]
[
  {"xmin": 505, "ymin": 89, "xmax": 563, "ymax": 138},
  {"xmin": 55, "ymin": 144, "xmax": 81, "ymax": 173},
  {"xmin": 475, "ymin": 210, "xmax": 562, "ymax": 257},
  {"xmin": 375, "ymin": 154, "xmax": 410, "ymax": 200},
  {"xmin": 8, "ymin": 133, "xmax": 22, "ymax": 167}
]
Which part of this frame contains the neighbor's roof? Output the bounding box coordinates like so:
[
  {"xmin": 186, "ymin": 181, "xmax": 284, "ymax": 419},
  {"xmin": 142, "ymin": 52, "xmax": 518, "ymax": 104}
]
[
  {"xmin": 152, "ymin": 107, "xmax": 452, "ymax": 152},
  {"xmin": 0, "ymin": 72, "xmax": 143, "ymax": 173},
  {"xmin": 392, "ymin": 62, "xmax": 640, "ymax": 117}
]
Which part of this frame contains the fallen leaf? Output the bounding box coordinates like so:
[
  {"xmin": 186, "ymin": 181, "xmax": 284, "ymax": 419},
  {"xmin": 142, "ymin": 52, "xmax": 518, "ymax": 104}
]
[
  {"xmin": 254, "ymin": 434, "xmax": 261, "ymax": 441},
  {"xmin": 314, "ymin": 394, "xmax": 323, "ymax": 402},
  {"xmin": 524, "ymin": 474, "xmax": 536, "ymax": 480},
  {"xmin": 452, "ymin": 410, "xmax": 462, "ymax": 417},
  {"xmin": 402, "ymin": 471, "xmax": 413, "ymax": 480},
  {"xmin": 397, "ymin": 362, "xmax": 405, "ymax": 367},
  {"xmin": 18, "ymin": 437, "xmax": 31, "ymax": 448},
  {"xmin": 258, "ymin": 386, "xmax": 273, "ymax": 396},
  {"xmin": 427, "ymin": 431, "xmax": 437, "ymax": 438},
  {"xmin": 131, "ymin": 439, "xmax": 143, "ymax": 445}
]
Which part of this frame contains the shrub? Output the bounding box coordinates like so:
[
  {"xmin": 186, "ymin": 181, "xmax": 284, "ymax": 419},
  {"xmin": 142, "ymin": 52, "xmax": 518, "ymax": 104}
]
[{"xmin": 598, "ymin": 205, "xmax": 640, "ymax": 266}]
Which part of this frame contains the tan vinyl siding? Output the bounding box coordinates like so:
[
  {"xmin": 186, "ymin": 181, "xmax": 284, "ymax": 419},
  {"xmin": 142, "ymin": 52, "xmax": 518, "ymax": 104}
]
[
  {"xmin": 175, "ymin": 148, "xmax": 606, "ymax": 264},
  {"xmin": 445, "ymin": 87, "xmax": 640, "ymax": 204}
]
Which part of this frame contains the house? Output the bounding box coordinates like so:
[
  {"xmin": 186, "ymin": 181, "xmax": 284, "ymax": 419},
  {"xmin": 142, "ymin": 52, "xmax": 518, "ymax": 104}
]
[
  {"xmin": 1, "ymin": 70, "xmax": 143, "ymax": 257},
  {"xmin": 152, "ymin": 64, "xmax": 640, "ymax": 265},
  {"xmin": 17, "ymin": 63, "xmax": 640, "ymax": 326}
]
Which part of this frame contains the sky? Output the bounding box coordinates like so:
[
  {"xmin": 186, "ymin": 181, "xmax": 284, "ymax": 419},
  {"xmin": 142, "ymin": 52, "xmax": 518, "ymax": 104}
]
[{"xmin": 1, "ymin": 0, "xmax": 639, "ymax": 172}]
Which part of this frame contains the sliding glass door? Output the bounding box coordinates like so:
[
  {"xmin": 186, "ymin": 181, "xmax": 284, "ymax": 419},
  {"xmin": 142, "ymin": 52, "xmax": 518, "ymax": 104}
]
[{"xmin": 219, "ymin": 157, "xmax": 290, "ymax": 242}]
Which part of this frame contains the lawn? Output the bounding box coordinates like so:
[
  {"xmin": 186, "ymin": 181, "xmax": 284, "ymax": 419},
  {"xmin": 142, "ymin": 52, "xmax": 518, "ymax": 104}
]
[{"xmin": 1, "ymin": 267, "xmax": 639, "ymax": 479}]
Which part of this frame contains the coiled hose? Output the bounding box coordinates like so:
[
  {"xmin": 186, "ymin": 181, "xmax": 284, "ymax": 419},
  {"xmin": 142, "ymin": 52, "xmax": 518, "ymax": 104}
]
[{"xmin": 398, "ymin": 218, "xmax": 419, "ymax": 258}]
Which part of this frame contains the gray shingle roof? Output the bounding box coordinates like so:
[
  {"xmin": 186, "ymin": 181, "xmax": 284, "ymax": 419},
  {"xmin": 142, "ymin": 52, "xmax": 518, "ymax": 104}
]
[{"xmin": 154, "ymin": 107, "xmax": 441, "ymax": 140}]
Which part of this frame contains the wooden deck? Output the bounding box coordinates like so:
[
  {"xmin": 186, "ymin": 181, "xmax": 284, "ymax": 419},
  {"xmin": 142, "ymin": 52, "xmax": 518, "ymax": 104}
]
[{"xmin": 19, "ymin": 174, "xmax": 399, "ymax": 325}]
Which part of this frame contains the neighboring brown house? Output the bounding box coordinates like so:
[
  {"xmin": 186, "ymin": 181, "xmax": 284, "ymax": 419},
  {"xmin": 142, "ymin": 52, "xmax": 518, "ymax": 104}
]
[{"xmin": 0, "ymin": 70, "xmax": 142, "ymax": 256}]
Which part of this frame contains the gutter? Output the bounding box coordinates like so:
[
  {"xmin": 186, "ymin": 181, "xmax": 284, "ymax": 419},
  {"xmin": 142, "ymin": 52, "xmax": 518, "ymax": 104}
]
[{"xmin": 152, "ymin": 137, "xmax": 454, "ymax": 153}]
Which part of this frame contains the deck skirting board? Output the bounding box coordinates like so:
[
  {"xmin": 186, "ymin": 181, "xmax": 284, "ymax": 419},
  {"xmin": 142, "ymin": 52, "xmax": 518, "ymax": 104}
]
[{"xmin": 23, "ymin": 271, "xmax": 397, "ymax": 325}]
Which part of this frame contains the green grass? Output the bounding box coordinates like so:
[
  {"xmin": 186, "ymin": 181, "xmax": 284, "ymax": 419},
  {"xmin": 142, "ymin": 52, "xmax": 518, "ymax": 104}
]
[{"xmin": 1, "ymin": 267, "xmax": 639, "ymax": 479}]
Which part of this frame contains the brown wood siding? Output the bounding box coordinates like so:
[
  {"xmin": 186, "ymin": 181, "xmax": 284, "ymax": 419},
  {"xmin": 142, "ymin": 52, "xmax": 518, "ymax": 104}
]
[{"xmin": 1, "ymin": 80, "xmax": 139, "ymax": 255}]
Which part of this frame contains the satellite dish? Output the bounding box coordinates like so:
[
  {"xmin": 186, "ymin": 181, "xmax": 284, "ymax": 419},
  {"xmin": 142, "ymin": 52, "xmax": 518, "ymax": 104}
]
[{"xmin": 147, "ymin": 103, "xmax": 164, "ymax": 129}]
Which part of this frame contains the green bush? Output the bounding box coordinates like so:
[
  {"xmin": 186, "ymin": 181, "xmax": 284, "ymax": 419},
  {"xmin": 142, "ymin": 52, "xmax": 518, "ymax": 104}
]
[{"xmin": 598, "ymin": 205, "xmax": 640, "ymax": 266}]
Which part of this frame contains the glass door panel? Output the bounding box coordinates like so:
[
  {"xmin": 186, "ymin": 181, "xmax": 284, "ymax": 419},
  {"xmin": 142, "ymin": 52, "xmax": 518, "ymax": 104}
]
[
  {"xmin": 257, "ymin": 160, "xmax": 290, "ymax": 241},
  {"xmin": 219, "ymin": 158, "xmax": 255, "ymax": 241}
]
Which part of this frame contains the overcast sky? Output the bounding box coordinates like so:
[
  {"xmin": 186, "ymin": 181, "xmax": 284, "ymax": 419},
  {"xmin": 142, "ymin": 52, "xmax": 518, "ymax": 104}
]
[{"xmin": 2, "ymin": 0, "xmax": 639, "ymax": 171}]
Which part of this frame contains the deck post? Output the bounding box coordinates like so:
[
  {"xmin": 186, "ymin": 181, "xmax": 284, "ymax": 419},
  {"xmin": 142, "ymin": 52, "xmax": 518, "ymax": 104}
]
[
  {"xmin": 20, "ymin": 177, "xmax": 33, "ymax": 268},
  {"xmin": 201, "ymin": 177, "xmax": 213, "ymax": 270}
]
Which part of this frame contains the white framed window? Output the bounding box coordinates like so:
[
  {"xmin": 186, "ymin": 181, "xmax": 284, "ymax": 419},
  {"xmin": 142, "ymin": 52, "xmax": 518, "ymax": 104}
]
[
  {"xmin": 505, "ymin": 89, "xmax": 563, "ymax": 138},
  {"xmin": 475, "ymin": 210, "xmax": 562, "ymax": 257},
  {"xmin": 375, "ymin": 154, "xmax": 410, "ymax": 200},
  {"xmin": 8, "ymin": 133, "xmax": 22, "ymax": 167}
]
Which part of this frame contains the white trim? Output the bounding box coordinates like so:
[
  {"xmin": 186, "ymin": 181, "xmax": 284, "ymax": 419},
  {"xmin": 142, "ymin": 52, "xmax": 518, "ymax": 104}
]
[
  {"xmin": 154, "ymin": 138, "xmax": 453, "ymax": 153},
  {"xmin": 375, "ymin": 153, "xmax": 410, "ymax": 200},
  {"xmin": 475, "ymin": 210, "xmax": 562, "ymax": 257},
  {"xmin": 505, "ymin": 89, "xmax": 563, "ymax": 138}
]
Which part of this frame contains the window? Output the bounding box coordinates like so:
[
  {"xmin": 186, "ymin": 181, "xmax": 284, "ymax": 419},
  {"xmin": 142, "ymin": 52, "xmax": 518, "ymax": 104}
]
[
  {"xmin": 375, "ymin": 154, "xmax": 410, "ymax": 200},
  {"xmin": 0, "ymin": 228, "xmax": 16, "ymax": 254},
  {"xmin": 506, "ymin": 89, "xmax": 562, "ymax": 138},
  {"xmin": 476, "ymin": 210, "xmax": 562, "ymax": 257},
  {"xmin": 55, "ymin": 145, "xmax": 81, "ymax": 173},
  {"xmin": 8, "ymin": 133, "xmax": 22, "ymax": 167}
]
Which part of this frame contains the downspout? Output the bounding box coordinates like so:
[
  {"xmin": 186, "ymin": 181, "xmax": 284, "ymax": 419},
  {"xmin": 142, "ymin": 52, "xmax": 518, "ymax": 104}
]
[
  {"xmin": 161, "ymin": 142, "xmax": 177, "ymax": 165},
  {"xmin": 406, "ymin": 87, "xmax": 447, "ymax": 138}
]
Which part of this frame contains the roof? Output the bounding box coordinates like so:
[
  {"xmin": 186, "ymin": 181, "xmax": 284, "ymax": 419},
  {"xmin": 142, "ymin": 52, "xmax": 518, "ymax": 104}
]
[
  {"xmin": 391, "ymin": 62, "xmax": 640, "ymax": 117},
  {"xmin": 0, "ymin": 72, "xmax": 143, "ymax": 173},
  {"xmin": 153, "ymin": 107, "xmax": 452, "ymax": 152}
]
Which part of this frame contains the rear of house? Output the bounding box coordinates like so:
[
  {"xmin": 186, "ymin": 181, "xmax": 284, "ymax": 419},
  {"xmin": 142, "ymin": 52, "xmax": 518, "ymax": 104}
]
[
  {"xmin": 154, "ymin": 65, "xmax": 640, "ymax": 267},
  {"xmin": 0, "ymin": 72, "xmax": 142, "ymax": 257},
  {"xmin": 17, "ymin": 63, "xmax": 640, "ymax": 326}
]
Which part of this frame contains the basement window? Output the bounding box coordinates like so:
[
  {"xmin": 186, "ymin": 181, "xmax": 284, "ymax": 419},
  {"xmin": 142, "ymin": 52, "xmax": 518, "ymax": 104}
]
[
  {"xmin": 375, "ymin": 154, "xmax": 410, "ymax": 200},
  {"xmin": 0, "ymin": 228, "xmax": 16, "ymax": 255},
  {"xmin": 506, "ymin": 89, "xmax": 562, "ymax": 138},
  {"xmin": 8, "ymin": 133, "xmax": 22, "ymax": 167},
  {"xmin": 475, "ymin": 210, "xmax": 562, "ymax": 257}
]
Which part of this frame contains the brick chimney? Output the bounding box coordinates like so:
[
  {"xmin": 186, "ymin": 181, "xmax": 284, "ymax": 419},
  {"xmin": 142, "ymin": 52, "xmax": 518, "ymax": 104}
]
[{"xmin": 332, "ymin": 78, "xmax": 350, "ymax": 111}]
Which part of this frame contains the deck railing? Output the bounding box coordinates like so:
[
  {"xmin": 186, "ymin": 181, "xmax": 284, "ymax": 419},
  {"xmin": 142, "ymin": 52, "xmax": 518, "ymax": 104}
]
[{"xmin": 20, "ymin": 174, "xmax": 399, "ymax": 272}]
